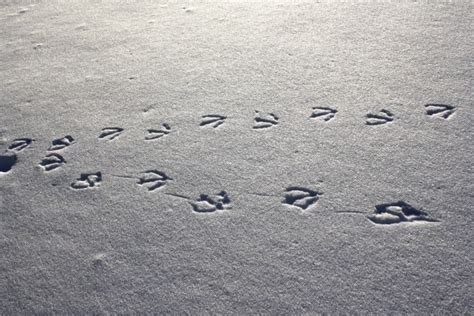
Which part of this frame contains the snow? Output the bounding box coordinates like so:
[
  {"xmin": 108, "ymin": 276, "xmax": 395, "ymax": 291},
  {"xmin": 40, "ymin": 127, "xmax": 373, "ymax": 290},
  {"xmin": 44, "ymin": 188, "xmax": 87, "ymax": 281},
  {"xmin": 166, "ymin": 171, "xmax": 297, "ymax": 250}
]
[{"xmin": 1, "ymin": 1, "xmax": 472, "ymax": 314}]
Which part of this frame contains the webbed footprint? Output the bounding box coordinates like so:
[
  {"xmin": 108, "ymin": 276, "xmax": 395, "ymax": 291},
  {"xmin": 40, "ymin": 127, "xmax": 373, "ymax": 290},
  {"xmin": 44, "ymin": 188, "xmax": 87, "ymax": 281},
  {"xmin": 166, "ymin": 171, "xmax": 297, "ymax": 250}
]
[
  {"xmin": 200, "ymin": 115, "xmax": 227, "ymax": 128},
  {"xmin": 310, "ymin": 107, "xmax": 337, "ymax": 122},
  {"xmin": 368, "ymin": 201, "xmax": 438, "ymax": 225},
  {"xmin": 39, "ymin": 153, "xmax": 66, "ymax": 171},
  {"xmin": 282, "ymin": 187, "xmax": 321, "ymax": 210},
  {"xmin": 366, "ymin": 109, "xmax": 394, "ymax": 126},
  {"xmin": 71, "ymin": 172, "xmax": 102, "ymax": 189},
  {"xmin": 145, "ymin": 124, "xmax": 171, "ymax": 140},
  {"xmin": 49, "ymin": 135, "xmax": 75, "ymax": 151},
  {"xmin": 98, "ymin": 128, "xmax": 124, "ymax": 141},
  {"xmin": 190, "ymin": 191, "xmax": 231, "ymax": 213},
  {"xmin": 137, "ymin": 170, "xmax": 172, "ymax": 191},
  {"xmin": 8, "ymin": 138, "xmax": 33, "ymax": 152},
  {"xmin": 253, "ymin": 111, "xmax": 279, "ymax": 129},
  {"xmin": 425, "ymin": 104, "xmax": 456, "ymax": 119}
]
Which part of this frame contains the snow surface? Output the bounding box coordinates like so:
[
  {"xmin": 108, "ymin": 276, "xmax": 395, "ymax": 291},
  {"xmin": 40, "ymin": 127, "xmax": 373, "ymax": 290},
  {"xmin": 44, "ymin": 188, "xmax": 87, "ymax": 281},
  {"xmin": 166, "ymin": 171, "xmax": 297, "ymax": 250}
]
[{"xmin": 1, "ymin": 0, "xmax": 473, "ymax": 314}]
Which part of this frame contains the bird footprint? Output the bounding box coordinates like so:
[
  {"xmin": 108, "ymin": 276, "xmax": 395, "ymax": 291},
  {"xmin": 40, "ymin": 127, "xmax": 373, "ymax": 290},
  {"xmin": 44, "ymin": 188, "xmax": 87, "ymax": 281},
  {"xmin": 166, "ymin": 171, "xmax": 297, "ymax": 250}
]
[
  {"xmin": 368, "ymin": 201, "xmax": 438, "ymax": 225},
  {"xmin": 8, "ymin": 138, "xmax": 33, "ymax": 152},
  {"xmin": 98, "ymin": 127, "xmax": 124, "ymax": 141},
  {"xmin": 137, "ymin": 170, "xmax": 172, "ymax": 191},
  {"xmin": 71, "ymin": 172, "xmax": 102, "ymax": 189},
  {"xmin": 190, "ymin": 191, "xmax": 231, "ymax": 213},
  {"xmin": 145, "ymin": 124, "xmax": 171, "ymax": 140},
  {"xmin": 49, "ymin": 135, "xmax": 75, "ymax": 151},
  {"xmin": 366, "ymin": 109, "xmax": 394, "ymax": 126},
  {"xmin": 310, "ymin": 107, "xmax": 337, "ymax": 122},
  {"xmin": 39, "ymin": 153, "xmax": 66, "ymax": 171},
  {"xmin": 253, "ymin": 111, "xmax": 279, "ymax": 129},
  {"xmin": 425, "ymin": 104, "xmax": 456, "ymax": 119},
  {"xmin": 282, "ymin": 187, "xmax": 321, "ymax": 210},
  {"xmin": 200, "ymin": 115, "xmax": 227, "ymax": 128}
]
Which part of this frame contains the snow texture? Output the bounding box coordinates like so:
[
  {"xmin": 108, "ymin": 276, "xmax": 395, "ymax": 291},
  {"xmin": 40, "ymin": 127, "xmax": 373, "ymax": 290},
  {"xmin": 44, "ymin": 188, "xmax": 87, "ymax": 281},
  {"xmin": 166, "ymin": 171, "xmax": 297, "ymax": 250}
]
[{"xmin": 0, "ymin": 0, "xmax": 473, "ymax": 314}]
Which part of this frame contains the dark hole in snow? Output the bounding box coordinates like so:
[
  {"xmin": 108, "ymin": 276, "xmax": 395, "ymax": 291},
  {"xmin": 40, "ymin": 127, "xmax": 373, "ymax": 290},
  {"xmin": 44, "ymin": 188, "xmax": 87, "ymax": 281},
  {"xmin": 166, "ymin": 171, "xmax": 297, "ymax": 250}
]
[{"xmin": 0, "ymin": 154, "xmax": 17, "ymax": 173}]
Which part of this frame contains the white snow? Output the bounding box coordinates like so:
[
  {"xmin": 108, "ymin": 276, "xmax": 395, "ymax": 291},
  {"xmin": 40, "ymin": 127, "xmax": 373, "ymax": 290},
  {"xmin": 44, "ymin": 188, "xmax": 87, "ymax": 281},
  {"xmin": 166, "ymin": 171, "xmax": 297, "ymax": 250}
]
[{"xmin": 1, "ymin": 1, "xmax": 472, "ymax": 314}]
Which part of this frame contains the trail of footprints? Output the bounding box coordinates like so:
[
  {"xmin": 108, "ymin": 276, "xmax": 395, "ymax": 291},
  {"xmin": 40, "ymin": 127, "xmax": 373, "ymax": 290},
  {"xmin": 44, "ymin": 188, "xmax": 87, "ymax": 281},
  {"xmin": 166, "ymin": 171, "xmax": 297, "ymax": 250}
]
[
  {"xmin": 38, "ymin": 135, "xmax": 75, "ymax": 172},
  {"xmin": 0, "ymin": 103, "xmax": 455, "ymax": 222}
]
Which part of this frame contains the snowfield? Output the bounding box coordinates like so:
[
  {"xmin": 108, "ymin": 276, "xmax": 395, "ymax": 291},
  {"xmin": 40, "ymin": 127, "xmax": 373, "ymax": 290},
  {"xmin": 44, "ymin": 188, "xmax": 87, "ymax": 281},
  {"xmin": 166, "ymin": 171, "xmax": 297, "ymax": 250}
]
[{"xmin": 1, "ymin": 1, "xmax": 472, "ymax": 314}]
